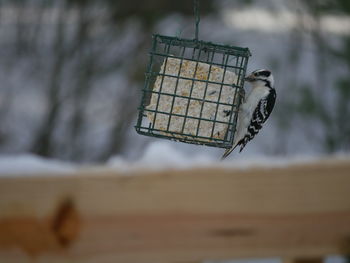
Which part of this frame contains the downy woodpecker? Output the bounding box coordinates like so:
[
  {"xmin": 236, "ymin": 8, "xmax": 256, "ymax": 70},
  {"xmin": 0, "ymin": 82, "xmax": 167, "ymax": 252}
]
[{"xmin": 222, "ymin": 69, "xmax": 276, "ymax": 159}]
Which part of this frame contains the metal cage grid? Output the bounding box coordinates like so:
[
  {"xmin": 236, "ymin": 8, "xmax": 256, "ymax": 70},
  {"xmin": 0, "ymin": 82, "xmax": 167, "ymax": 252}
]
[{"xmin": 135, "ymin": 34, "xmax": 251, "ymax": 149}]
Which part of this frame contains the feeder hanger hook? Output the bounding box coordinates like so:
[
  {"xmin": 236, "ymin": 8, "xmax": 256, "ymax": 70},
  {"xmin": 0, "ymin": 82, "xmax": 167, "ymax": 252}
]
[{"xmin": 194, "ymin": 0, "xmax": 200, "ymax": 41}]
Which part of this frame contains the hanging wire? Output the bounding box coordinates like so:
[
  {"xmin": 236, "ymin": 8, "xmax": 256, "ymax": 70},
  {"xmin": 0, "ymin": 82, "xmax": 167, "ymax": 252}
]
[{"xmin": 193, "ymin": 0, "xmax": 200, "ymax": 40}]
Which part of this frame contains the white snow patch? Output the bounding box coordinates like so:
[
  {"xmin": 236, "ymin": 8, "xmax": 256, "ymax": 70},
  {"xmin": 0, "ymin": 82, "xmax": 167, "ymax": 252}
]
[
  {"xmin": 0, "ymin": 154, "xmax": 77, "ymax": 176},
  {"xmin": 0, "ymin": 142, "xmax": 349, "ymax": 176},
  {"xmin": 325, "ymin": 255, "xmax": 348, "ymax": 263},
  {"xmin": 107, "ymin": 141, "xmax": 215, "ymax": 172},
  {"xmin": 106, "ymin": 141, "xmax": 350, "ymax": 172},
  {"xmin": 223, "ymin": 8, "xmax": 350, "ymax": 36}
]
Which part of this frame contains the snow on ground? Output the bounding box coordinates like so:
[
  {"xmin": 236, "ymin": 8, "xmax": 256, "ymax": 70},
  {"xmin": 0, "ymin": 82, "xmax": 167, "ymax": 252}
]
[
  {"xmin": 0, "ymin": 141, "xmax": 349, "ymax": 176},
  {"xmin": 0, "ymin": 154, "xmax": 77, "ymax": 176},
  {"xmin": 107, "ymin": 141, "xmax": 350, "ymax": 172}
]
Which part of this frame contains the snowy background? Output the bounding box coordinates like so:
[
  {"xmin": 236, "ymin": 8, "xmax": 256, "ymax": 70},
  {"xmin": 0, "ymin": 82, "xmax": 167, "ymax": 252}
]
[{"xmin": 0, "ymin": 0, "xmax": 349, "ymax": 165}]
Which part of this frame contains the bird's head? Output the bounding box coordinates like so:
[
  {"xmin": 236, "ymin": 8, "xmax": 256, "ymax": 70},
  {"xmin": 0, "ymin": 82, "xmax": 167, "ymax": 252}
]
[{"xmin": 244, "ymin": 69, "xmax": 274, "ymax": 88}]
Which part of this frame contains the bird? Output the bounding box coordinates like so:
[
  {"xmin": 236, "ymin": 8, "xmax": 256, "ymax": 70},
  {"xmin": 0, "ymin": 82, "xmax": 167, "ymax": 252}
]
[{"xmin": 221, "ymin": 69, "xmax": 276, "ymax": 159}]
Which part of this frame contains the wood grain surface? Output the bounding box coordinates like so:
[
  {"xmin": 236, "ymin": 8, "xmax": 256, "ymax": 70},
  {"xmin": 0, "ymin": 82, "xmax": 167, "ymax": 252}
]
[{"xmin": 0, "ymin": 159, "xmax": 349, "ymax": 263}]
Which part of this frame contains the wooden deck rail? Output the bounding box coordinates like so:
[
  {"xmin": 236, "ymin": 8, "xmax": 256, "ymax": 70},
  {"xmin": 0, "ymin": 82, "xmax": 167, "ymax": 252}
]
[{"xmin": 0, "ymin": 159, "xmax": 349, "ymax": 263}]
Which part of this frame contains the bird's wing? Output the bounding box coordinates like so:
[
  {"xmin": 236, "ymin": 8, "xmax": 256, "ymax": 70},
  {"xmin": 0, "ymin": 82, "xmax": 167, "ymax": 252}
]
[{"xmin": 238, "ymin": 89, "xmax": 276, "ymax": 152}]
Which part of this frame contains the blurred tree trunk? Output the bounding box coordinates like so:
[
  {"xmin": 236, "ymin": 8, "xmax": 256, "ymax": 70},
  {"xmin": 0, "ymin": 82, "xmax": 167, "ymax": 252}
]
[{"xmin": 31, "ymin": 4, "xmax": 67, "ymax": 157}]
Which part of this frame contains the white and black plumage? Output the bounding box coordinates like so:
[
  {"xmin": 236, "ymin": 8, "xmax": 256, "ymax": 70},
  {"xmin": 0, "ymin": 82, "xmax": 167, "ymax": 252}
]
[{"xmin": 222, "ymin": 69, "xmax": 276, "ymax": 159}]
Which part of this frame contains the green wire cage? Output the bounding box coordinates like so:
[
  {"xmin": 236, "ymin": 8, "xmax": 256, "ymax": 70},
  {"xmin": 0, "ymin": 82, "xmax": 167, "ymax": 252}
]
[{"xmin": 135, "ymin": 2, "xmax": 251, "ymax": 149}]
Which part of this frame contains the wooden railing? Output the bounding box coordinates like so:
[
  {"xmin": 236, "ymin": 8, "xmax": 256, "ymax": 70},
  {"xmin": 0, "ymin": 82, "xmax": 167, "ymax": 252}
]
[{"xmin": 0, "ymin": 158, "xmax": 349, "ymax": 263}]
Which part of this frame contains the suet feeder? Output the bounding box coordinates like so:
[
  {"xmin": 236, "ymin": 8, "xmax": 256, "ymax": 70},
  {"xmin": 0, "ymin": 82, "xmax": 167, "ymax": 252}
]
[{"xmin": 135, "ymin": 0, "xmax": 251, "ymax": 149}]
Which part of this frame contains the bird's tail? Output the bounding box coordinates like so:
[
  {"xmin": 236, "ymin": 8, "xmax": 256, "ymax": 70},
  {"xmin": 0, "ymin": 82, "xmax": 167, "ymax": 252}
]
[{"xmin": 221, "ymin": 143, "xmax": 239, "ymax": 160}]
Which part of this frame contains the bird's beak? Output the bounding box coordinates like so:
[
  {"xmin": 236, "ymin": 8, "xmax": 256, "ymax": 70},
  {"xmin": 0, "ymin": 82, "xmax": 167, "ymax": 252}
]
[{"xmin": 244, "ymin": 73, "xmax": 255, "ymax": 82}]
